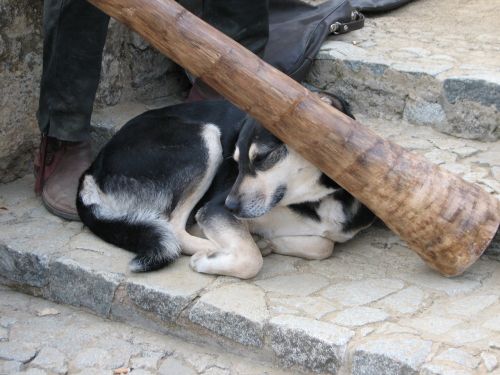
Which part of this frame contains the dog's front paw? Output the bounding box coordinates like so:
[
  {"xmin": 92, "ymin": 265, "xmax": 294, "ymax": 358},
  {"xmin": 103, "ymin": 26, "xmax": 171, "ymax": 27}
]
[{"xmin": 256, "ymin": 239, "xmax": 273, "ymax": 257}]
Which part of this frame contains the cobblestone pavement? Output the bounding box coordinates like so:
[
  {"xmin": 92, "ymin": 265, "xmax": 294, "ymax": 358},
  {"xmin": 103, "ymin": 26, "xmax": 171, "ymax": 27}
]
[
  {"xmin": 1, "ymin": 111, "xmax": 499, "ymax": 374},
  {"xmin": 0, "ymin": 286, "xmax": 289, "ymax": 375}
]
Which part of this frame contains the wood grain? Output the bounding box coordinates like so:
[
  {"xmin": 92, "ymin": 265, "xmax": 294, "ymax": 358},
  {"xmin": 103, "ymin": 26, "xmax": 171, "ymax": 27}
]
[{"xmin": 87, "ymin": 0, "xmax": 499, "ymax": 276}]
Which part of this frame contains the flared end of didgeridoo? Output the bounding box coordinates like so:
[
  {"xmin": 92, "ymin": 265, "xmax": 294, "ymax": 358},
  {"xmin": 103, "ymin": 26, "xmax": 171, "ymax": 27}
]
[{"xmin": 421, "ymin": 220, "xmax": 500, "ymax": 278}]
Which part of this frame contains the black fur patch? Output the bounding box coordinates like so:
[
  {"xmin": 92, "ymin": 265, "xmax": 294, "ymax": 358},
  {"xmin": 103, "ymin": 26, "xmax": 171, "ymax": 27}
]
[
  {"xmin": 319, "ymin": 173, "xmax": 341, "ymax": 189},
  {"xmin": 332, "ymin": 189, "xmax": 375, "ymax": 231},
  {"xmin": 270, "ymin": 184, "xmax": 287, "ymax": 208},
  {"xmin": 289, "ymin": 201, "xmax": 321, "ymax": 222}
]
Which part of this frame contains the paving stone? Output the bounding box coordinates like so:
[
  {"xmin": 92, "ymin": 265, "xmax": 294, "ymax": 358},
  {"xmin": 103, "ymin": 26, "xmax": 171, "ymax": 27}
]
[
  {"xmin": 268, "ymin": 315, "xmax": 354, "ymax": 373},
  {"xmin": 180, "ymin": 352, "xmax": 226, "ymax": 373},
  {"xmin": 71, "ymin": 368, "xmax": 102, "ymax": 375},
  {"xmin": 481, "ymin": 352, "xmax": 498, "ymax": 372},
  {"xmin": 254, "ymin": 273, "xmax": 330, "ymax": 296},
  {"xmin": 359, "ymin": 327, "xmax": 375, "ymax": 337},
  {"xmin": 424, "ymin": 149, "xmax": 457, "ymax": 165},
  {"xmin": 0, "ymin": 360, "xmax": 22, "ymax": 373},
  {"xmin": 158, "ymin": 357, "xmax": 196, "ymax": 375},
  {"xmin": 483, "ymin": 316, "xmax": 500, "ymax": 332},
  {"xmin": 321, "ymin": 278, "xmax": 404, "ymax": 306},
  {"xmin": 452, "ymin": 146, "xmax": 479, "ymax": 158},
  {"xmin": 489, "ymin": 341, "xmax": 500, "ymax": 350},
  {"xmin": 0, "ymin": 245, "xmax": 50, "ymax": 289},
  {"xmin": 0, "ymin": 327, "xmax": 8, "ymax": 342},
  {"xmin": 0, "ymin": 217, "xmax": 78, "ymax": 289},
  {"xmin": 442, "ymin": 163, "xmax": 471, "ymax": 176},
  {"xmin": 399, "ymin": 270, "xmax": 481, "ymax": 296},
  {"xmin": 0, "ymin": 290, "xmax": 32, "ymax": 313},
  {"xmin": 435, "ymin": 348, "xmax": 480, "ymax": 369},
  {"xmin": 420, "ymin": 363, "xmax": 473, "ymax": 375},
  {"xmin": 446, "ymin": 328, "xmax": 491, "ymax": 346},
  {"xmin": 69, "ymin": 231, "xmax": 126, "ymax": 257},
  {"xmin": 48, "ymin": 257, "xmax": 123, "ymax": 317},
  {"xmin": 35, "ymin": 308, "xmax": 60, "ymax": 317},
  {"xmin": 331, "ymin": 307, "xmax": 388, "ymax": 327},
  {"xmin": 352, "ymin": 337, "xmax": 433, "ymax": 375},
  {"xmin": 443, "ymin": 77, "xmax": 500, "ymax": 111},
  {"xmin": 202, "ymin": 367, "xmax": 230, "ymax": 375},
  {"xmin": 0, "ymin": 341, "xmax": 39, "ymax": 363},
  {"xmin": 124, "ymin": 257, "xmax": 214, "ymax": 322},
  {"xmin": 403, "ymin": 99, "xmax": 446, "ymax": 126},
  {"xmin": 18, "ymin": 369, "xmax": 49, "ymax": 375},
  {"xmin": 268, "ymin": 296, "xmax": 336, "ymax": 319},
  {"xmin": 129, "ymin": 370, "xmax": 154, "ymax": 375},
  {"xmin": 376, "ymin": 286, "xmax": 425, "ymax": 315},
  {"xmin": 400, "ymin": 316, "xmax": 463, "ymax": 336},
  {"xmin": 30, "ymin": 347, "xmax": 67, "ymax": 374},
  {"xmin": 130, "ymin": 351, "xmax": 164, "ymax": 370},
  {"xmin": 445, "ymin": 295, "xmax": 498, "ymax": 317},
  {"xmin": 189, "ymin": 283, "xmax": 268, "ymax": 347},
  {"xmin": 71, "ymin": 347, "xmax": 129, "ymax": 371},
  {"xmin": 492, "ymin": 166, "xmax": 500, "ymax": 180},
  {"xmin": 376, "ymin": 323, "xmax": 419, "ymax": 336},
  {"xmin": 253, "ymin": 253, "xmax": 297, "ymax": 280}
]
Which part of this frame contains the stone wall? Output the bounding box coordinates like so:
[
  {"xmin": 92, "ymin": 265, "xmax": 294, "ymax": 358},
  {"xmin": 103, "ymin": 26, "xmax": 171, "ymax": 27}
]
[{"xmin": 0, "ymin": 0, "xmax": 187, "ymax": 183}]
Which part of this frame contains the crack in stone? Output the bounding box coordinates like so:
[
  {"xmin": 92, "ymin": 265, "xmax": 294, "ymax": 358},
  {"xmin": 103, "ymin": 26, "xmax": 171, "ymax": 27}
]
[{"xmin": 22, "ymin": 349, "xmax": 40, "ymax": 365}]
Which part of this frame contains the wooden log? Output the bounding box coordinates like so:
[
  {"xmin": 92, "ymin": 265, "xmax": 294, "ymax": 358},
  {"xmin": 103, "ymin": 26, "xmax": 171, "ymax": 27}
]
[{"xmin": 87, "ymin": 0, "xmax": 499, "ymax": 276}]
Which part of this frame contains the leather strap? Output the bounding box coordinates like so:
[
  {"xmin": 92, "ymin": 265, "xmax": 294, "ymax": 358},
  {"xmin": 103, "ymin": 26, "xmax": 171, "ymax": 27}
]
[{"xmin": 329, "ymin": 10, "xmax": 364, "ymax": 35}]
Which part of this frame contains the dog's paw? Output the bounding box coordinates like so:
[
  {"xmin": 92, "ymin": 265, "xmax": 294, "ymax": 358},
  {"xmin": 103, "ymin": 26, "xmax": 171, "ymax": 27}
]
[
  {"xmin": 256, "ymin": 239, "xmax": 273, "ymax": 257},
  {"xmin": 189, "ymin": 251, "xmax": 216, "ymax": 274}
]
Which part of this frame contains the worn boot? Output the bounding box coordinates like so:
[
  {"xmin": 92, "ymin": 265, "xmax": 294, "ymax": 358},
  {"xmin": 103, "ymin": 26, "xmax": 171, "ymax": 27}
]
[{"xmin": 34, "ymin": 136, "xmax": 92, "ymax": 221}]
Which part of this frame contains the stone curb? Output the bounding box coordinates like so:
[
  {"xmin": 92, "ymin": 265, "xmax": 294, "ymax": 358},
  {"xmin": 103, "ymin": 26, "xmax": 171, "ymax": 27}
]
[
  {"xmin": 0, "ymin": 236, "xmax": 355, "ymax": 374},
  {"xmin": 2, "ymin": 218, "xmax": 499, "ymax": 375},
  {"xmin": 308, "ymin": 41, "xmax": 499, "ymax": 142}
]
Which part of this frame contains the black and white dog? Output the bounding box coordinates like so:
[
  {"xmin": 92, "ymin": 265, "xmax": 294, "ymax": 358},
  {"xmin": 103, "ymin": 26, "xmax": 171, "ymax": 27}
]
[{"xmin": 77, "ymin": 95, "xmax": 374, "ymax": 278}]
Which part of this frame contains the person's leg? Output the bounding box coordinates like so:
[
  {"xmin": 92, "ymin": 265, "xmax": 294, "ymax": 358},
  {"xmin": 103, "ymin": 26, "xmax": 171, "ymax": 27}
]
[
  {"xmin": 38, "ymin": 0, "xmax": 109, "ymax": 141},
  {"xmin": 188, "ymin": 0, "xmax": 269, "ymax": 100},
  {"xmin": 35, "ymin": 0, "xmax": 109, "ymax": 220}
]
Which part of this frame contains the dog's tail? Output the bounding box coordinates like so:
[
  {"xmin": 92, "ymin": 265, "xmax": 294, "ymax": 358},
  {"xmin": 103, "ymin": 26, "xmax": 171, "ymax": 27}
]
[{"xmin": 76, "ymin": 175, "xmax": 180, "ymax": 272}]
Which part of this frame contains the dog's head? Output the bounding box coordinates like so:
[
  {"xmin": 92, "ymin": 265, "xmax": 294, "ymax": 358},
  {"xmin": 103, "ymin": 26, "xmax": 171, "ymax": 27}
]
[{"xmin": 225, "ymin": 92, "xmax": 354, "ymax": 219}]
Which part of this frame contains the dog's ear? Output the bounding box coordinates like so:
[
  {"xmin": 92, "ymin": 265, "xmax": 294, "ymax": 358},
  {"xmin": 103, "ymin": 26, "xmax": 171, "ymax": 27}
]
[{"xmin": 317, "ymin": 92, "xmax": 355, "ymax": 120}]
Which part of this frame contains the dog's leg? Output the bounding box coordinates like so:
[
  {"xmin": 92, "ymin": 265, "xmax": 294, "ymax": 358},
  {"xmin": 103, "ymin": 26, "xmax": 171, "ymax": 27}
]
[
  {"xmin": 170, "ymin": 124, "xmax": 221, "ymax": 255},
  {"xmin": 249, "ymin": 205, "xmax": 336, "ymax": 260},
  {"xmin": 190, "ymin": 200, "xmax": 263, "ymax": 279},
  {"xmin": 267, "ymin": 235, "xmax": 334, "ymax": 260}
]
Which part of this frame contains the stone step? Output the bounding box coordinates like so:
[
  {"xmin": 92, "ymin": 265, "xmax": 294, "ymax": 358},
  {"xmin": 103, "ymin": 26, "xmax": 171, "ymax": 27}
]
[
  {"xmin": 1, "ymin": 113, "xmax": 499, "ymax": 374},
  {"xmin": 90, "ymin": 93, "xmax": 185, "ymax": 152},
  {"xmin": 307, "ymin": 0, "xmax": 500, "ymax": 142}
]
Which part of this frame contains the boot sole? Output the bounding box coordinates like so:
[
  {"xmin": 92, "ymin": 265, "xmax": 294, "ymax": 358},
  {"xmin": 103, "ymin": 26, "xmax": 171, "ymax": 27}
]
[{"xmin": 41, "ymin": 197, "xmax": 81, "ymax": 222}]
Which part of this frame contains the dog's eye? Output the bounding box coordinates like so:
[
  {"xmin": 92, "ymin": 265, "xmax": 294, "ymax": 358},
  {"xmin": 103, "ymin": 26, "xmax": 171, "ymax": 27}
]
[{"xmin": 253, "ymin": 151, "xmax": 270, "ymax": 165}]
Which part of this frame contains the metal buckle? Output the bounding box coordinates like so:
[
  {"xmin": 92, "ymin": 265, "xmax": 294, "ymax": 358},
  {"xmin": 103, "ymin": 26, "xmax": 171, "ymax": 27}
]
[{"xmin": 329, "ymin": 22, "xmax": 349, "ymax": 34}]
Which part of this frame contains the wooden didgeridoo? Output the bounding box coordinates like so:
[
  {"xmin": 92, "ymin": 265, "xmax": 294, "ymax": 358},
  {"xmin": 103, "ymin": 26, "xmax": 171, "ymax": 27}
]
[{"xmin": 87, "ymin": 0, "xmax": 499, "ymax": 276}]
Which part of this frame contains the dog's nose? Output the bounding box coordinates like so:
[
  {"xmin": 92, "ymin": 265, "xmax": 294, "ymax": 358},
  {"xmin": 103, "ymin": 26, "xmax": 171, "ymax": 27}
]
[{"xmin": 225, "ymin": 195, "xmax": 240, "ymax": 213}]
